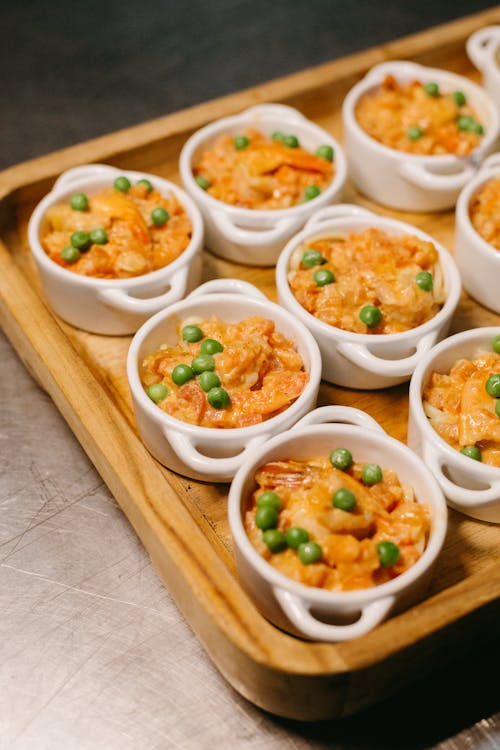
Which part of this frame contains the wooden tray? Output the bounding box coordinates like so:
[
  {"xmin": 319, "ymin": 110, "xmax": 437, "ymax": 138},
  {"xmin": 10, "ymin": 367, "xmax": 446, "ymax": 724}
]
[{"xmin": 1, "ymin": 7, "xmax": 500, "ymax": 722}]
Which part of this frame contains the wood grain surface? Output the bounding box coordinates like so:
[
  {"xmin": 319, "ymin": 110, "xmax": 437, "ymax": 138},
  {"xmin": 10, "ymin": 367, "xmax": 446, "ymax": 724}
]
[{"xmin": 1, "ymin": 7, "xmax": 500, "ymax": 721}]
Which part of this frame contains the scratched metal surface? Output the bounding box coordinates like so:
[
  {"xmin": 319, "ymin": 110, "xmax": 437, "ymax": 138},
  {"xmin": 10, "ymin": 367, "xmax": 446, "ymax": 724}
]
[
  {"xmin": 2, "ymin": 0, "xmax": 500, "ymax": 746},
  {"xmin": 1, "ymin": 326, "xmax": 500, "ymax": 750}
]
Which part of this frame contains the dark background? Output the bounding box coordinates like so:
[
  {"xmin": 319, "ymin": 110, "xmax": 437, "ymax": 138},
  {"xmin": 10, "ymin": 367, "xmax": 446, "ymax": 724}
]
[
  {"xmin": 2, "ymin": 1, "xmax": 500, "ymax": 747},
  {"xmin": 2, "ymin": 0, "xmax": 499, "ymax": 169}
]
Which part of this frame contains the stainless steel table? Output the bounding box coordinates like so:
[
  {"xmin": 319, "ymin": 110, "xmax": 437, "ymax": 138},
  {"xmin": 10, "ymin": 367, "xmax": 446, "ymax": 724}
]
[{"xmin": 2, "ymin": 2, "xmax": 500, "ymax": 747}]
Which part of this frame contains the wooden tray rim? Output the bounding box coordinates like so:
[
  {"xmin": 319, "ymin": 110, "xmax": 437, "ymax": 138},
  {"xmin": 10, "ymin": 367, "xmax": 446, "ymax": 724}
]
[{"xmin": 1, "ymin": 6, "xmax": 500, "ymax": 718}]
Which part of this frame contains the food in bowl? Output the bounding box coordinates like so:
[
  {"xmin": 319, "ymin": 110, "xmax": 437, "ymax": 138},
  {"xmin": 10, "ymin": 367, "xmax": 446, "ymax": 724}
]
[
  {"xmin": 469, "ymin": 176, "xmax": 500, "ymax": 251},
  {"xmin": 355, "ymin": 74, "xmax": 485, "ymax": 156},
  {"xmin": 140, "ymin": 315, "xmax": 308, "ymax": 428},
  {"xmin": 41, "ymin": 176, "xmax": 193, "ymax": 278},
  {"xmin": 287, "ymin": 227, "xmax": 445, "ymax": 334},
  {"xmin": 192, "ymin": 127, "xmax": 334, "ymax": 209},
  {"xmin": 244, "ymin": 450, "xmax": 431, "ymax": 591},
  {"xmin": 423, "ymin": 336, "xmax": 500, "ymax": 467}
]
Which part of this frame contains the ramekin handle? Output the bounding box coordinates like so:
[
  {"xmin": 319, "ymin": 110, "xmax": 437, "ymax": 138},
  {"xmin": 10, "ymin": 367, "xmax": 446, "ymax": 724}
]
[
  {"xmin": 479, "ymin": 153, "xmax": 500, "ymax": 173},
  {"xmin": 363, "ymin": 60, "xmax": 423, "ymax": 84},
  {"xmin": 274, "ymin": 587, "xmax": 395, "ymax": 642},
  {"xmin": 162, "ymin": 428, "xmax": 269, "ymax": 480},
  {"xmin": 423, "ymin": 443, "xmax": 500, "ymax": 509},
  {"xmin": 466, "ymin": 26, "xmax": 500, "ymax": 73},
  {"xmin": 398, "ymin": 161, "xmax": 475, "ymax": 193},
  {"xmin": 211, "ymin": 209, "xmax": 303, "ymax": 248},
  {"xmin": 337, "ymin": 330, "xmax": 439, "ymax": 378},
  {"xmin": 304, "ymin": 204, "xmax": 374, "ymax": 230},
  {"xmin": 187, "ymin": 278, "xmax": 267, "ymax": 300},
  {"xmin": 291, "ymin": 405, "xmax": 384, "ymax": 433},
  {"xmin": 97, "ymin": 266, "xmax": 189, "ymax": 315},
  {"xmin": 54, "ymin": 164, "xmax": 118, "ymax": 190},
  {"xmin": 243, "ymin": 103, "xmax": 307, "ymax": 124}
]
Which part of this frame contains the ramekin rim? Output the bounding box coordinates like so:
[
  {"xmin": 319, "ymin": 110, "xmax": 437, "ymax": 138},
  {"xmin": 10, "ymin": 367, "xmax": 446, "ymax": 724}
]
[
  {"xmin": 409, "ymin": 325, "xmax": 500, "ymax": 476},
  {"xmin": 456, "ymin": 166, "xmax": 500, "ymax": 262},
  {"xmin": 27, "ymin": 168, "xmax": 204, "ymax": 289},
  {"xmin": 275, "ymin": 212, "xmax": 462, "ymax": 344},
  {"xmin": 126, "ymin": 290, "xmax": 323, "ymax": 440},
  {"xmin": 179, "ymin": 108, "xmax": 348, "ymax": 220},
  {"xmin": 228, "ymin": 421, "xmax": 447, "ymax": 605},
  {"xmin": 342, "ymin": 60, "xmax": 500, "ymax": 162}
]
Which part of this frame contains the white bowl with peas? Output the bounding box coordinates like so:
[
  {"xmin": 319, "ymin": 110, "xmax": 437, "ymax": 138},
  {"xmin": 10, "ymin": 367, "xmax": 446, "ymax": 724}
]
[
  {"xmin": 28, "ymin": 164, "xmax": 204, "ymax": 335},
  {"xmin": 467, "ymin": 26, "xmax": 500, "ymax": 115},
  {"xmin": 275, "ymin": 204, "xmax": 462, "ymax": 389},
  {"xmin": 342, "ymin": 60, "xmax": 499, "ymax": 212},
  {"xmin": 228, "ymin": 405, "xmax": 447, "ymax": 642},
  {"xmin": 408, "ymin": 327, "xmax": 500, "ymax": 523},
  {"xmin": 454, "ymin": 152, "xmax": 500, "ymax": 314},
  {"xmin": 126, "ymin": 279, "xmax": 322, "ymax": 482},
  {"xmin": 179, "ymin": 103, "xmax": 347, "ymax": 266}
]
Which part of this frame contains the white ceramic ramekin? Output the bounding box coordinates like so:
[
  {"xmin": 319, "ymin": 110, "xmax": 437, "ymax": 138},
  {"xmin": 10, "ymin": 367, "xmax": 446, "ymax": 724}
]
[
  {"xmin": 342, "ymin": 60, "xmax": 500, "ymax": 211},
  {"xmin": 275, "ymin": 203, "xmax": 462, "ymax": 389},
  {"xmin": 179, "ymin": 103, "xmax": 347, "ymax": 266},
  {"xmin": 28, "ymin": 164, "xmax": 204, "ymax": 335},
  {"xmin": 126, "ymin": 279, "xmax": 322, "ymax": 482},
  {"xmin": 455, "ymin": 152, "xmax": 500, "ymax": 313},
  {"xmin": 228, "ymin": 405, "xmax": 447, "ymax": 642},
  {"xmin": 408, "ymin": 327, "xmax": 500, "ymax": 523},
  {"xmin": 467, "ymin": 26, "xmax": 500, "ymax": 114}
]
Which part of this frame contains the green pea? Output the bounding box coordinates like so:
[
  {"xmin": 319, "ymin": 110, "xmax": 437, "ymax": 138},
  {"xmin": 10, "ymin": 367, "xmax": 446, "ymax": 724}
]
[
  {"xmin": 182, "ymin": 325, "xmax": 203, "ymax": 343},
  {"xmin": 61, "ymin": 246, "xmax": 80, "ymax": 263},
  {"xmin": 460, "ymin": 445, "xmax": 482, "ymax": 461},
  {"xmin": 407, "ymin": 126, "xmax": 423, "ymax": 141},
  {"xmin": 496, "ymin": 400, "xmax": 500, "ymax": 418},
  {"xmin": 114, "ymin": 176, "xmax": 131, "ymax": 192},
  {"xmin": 472, "ymin": 122, "xmax": 484, "ymax": 135},
  {"xmin": 485, "ymin": 374, "xmax": 500, "ymax": 398},
  {"xmin": 271, "ymin": 131, "xmax": 285, "ymax": 142},
  {"xmin": 234, "ymin": 135, "xmax": 249, "ymax": 150},
  {"xmin": 329, "ymin": 447, "xmax": 353, "ymax": 471},
  {"xmin": 457, "ymin": 115, "xmax": 475, "ymax": 132},
  {"xmin": 313, "ymin": 268, "xmax": 335, "ymax": 286},
  {"xmin": 304, "ymin": 184, "xmax": 321, "ymax": 201},
  {"xmin": 376, "ymin": 540, "xmax": 400, "ymax": 566},
  {"xmin": 283, "ymin": 134, "xmax": 299, "ymax": 148},
  {"xmin": 136, "ymin": 178, "xmax": 153, "ymax": 192},
  {"xmin": 297, "ymin": 541, "xmax": 322, "ymax": 565},
  {"xmin": 191, "ymin": 354, "xmax": 215, "ymax": 374},
  {"xmin": 361, "ymin": 463, "xmax": 383, "ymax": 485},
  {"xmin": 416, "ymin": 270, "xmax": 434, "ymax": 291},
  {"xmin": 332, "ymin": 488, "xmax": 357, "ymax": 512},
  {"xmin": 302, "ymin": 249, "xmax": 326, "ymax": 268},
  {"xmin": 70, "ymin": 230, "xmax": 91, "ymax": 250},
  {"xmin": 285, "ymin": 526, "xmax": 309, "ymax": 549},
  {"xmin": 195, "ymin": 175, "xmax": 211, "ymax": 190},
  {"xmin": 200, "ymin": 338, "xmax": 224, "ymax": 355},
  {"xmin": 452, "ymin": 90, "xmax": 467, "ymax": 107},
  {"xmin": 492, "ymin": 335, "xmax": 500, "ymax": 354},
  {"xmin": 256, "ymin": 491, "xmax": 283, "ymax": 512},
  {"xmin": 89, "ymin": 227, "xmax": 108, "ymax": 245},
  {"xmin": 315, "ymin": 144, "xmax": 334, "ymax": 161},
  {"xmin": 262, "ymin": 529, "xmax": 287, "ymax": 553},
  {"xmin": 207, "ymin": 387, "xmax": 231, "ymax": 409},
  {"xmin": 172, "ymin": 364, "xmax": 195, "ymax": 386},
  {"xmin": 255, "ymin": 506, "xmax": 279, "ymax": 531},
  {"xmin": 147, "ymin": 383, "xmax": 168, "ymax": 403},
  {"xmin": 359, "ymin": 304, "xmax": 382, "ymax": 328},
  {"xmin": 197, "ymin": 371, "xmax": 220, "ymax": 392},
  {"xmin": 424, "ymin": 81, "xmax": 440, "ymax": 97},
  {"xmin": 151, "ymin": 207, "xmax": 170, "ymax": 226},
  {"xmin": 70, "ymin": 192, "xmax": 89, "ymax": 211}
]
